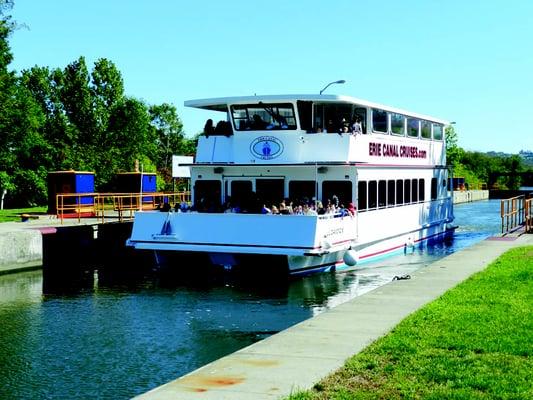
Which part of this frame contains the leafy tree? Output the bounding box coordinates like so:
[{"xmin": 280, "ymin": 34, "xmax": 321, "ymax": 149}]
[{"xmin": 445, "ymin": 125, "xmax": 463, "ymax": 167}]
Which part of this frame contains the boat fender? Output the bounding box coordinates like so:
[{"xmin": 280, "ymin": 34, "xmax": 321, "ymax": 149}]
[{"xmin": 343, "ymin": 249, "xmax": 358, "ymax": 266}]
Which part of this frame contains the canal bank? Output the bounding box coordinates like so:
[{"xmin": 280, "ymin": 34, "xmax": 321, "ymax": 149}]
[
  {"xmin": 136, "ymin": 232, "xmax": 532, "ymax": 400},
  {"xmin": 453, "ymin": 189, "xmax": 488, "ymax": 204}
]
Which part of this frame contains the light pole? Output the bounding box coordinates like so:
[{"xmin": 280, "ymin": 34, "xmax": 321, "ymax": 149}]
[{"xmin": 319, "ymin": 80, "xmax": 346, "ymax": 95}]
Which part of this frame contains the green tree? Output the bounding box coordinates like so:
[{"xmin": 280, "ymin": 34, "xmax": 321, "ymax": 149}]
[
  {"xmin": 445, "ymin": 125, "xmax": 463, "ymax": 167},
  {"xmin": 149, "ymin": 103, "xmax": 184, "ymax": 170}
]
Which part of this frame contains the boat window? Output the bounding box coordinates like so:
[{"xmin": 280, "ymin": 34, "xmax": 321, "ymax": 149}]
[
  {"xmin": 378, "ymin": 180, "xmax": 386, "ymax": 208},
  {"xmin": 407, "ymin": 118, "xmax": 420, "ymax": 138},
  {"xmin": 297, "ymin": 101, "xmax": 313, "ymax": 132},
  {"xmin": 421, "ymin": 121, "xmax": 431, "ymax": 139},
  {"xmin": 396, "ymin": 180, "xmax": 403, "ymax": 204},
  {"xmin": 368, "ymin": 181, "xmax": 377, "ymax": 209},
  {"xmin": 256, "ymin": 179, "xmax": 284, "ymax": 206},
  {"xmin": 194, "ymin": 180, "xmax": 221, "ymax": 212},
  {"xmin": 391, "ymin": 113, "xmax": 405, "ymax": 136},
  {"xmin": 358, "ymin": 181, "xmax": 367, "ymax": 211},
  {"xmin": 433, "ymin": 124, "xmax": 443, "ymax": 140},
  {"xmin": 230, "ymin": 180, "xmax": 253, "ymax": 204},
  {"xmin": 419, "ymin": 179, "xmax": 425, "ymax": 201},
  {"xmin": 372, "ymin": 109, "xmax": 388, "ymax": 133},
  {"xmin": 231, "ymin": 103, "xmax": 297, "ymax": 131},
  {"xmin": 404, "ymin": 179, "xmax": 411, "ymax": 203},
  {"xmin": 289, "ymin": 181, "xmax": 316, "ymax": 203},
  {"xmin": 322, "ymin": 181, "xmax": 353, "ymax": 207},
  {"xmin": 411, "ymin": 179, "xmax": 418, "ymax": 202},
  {"xmin": 387, "ymin": 180, "xmax": 396, "ymax": 206},
  {"xmin": 431, "ymin": 178, "xmax": 438, "ymax": 200}
]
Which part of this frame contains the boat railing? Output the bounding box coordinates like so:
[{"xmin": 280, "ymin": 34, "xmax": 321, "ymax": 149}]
[
  {"xmin": 56, "ymin": 191, "xmax": 191, "ymax": 224},
  {"xmin": 500, "ymin": 195, "xmax": 525, "ymax": 235}
]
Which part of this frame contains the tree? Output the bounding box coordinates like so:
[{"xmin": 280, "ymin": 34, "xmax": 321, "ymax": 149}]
[
  {"xmin": 149, "ymin": 103, "xmax": 184, "ymax": 170},
  {"xmin": 445, "ymin": 125, "xmax": 463, "ymax": 167}
]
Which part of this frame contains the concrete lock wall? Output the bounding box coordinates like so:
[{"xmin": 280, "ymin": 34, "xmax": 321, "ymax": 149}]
[
  {"xmin": 453, "ymin": 190, "xmax": 489, "ymax": 204},
  {"xmin": 0, "ymin": 230, "xmax": 42, "ymax": 274}
]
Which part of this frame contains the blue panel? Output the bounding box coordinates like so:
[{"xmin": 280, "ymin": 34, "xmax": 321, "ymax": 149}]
[
  {"xmin": 142, "ymin": 175, "xmax": 157, "ymax": 192},
  {"xmin": 75, "ymin": 173, "xmax": 95, "ymax": 204}
]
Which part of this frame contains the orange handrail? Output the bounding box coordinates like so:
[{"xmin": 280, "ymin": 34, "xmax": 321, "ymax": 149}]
[{"xmin": 56, "ymin": 191, "xmax": 191, "ymax": 224}]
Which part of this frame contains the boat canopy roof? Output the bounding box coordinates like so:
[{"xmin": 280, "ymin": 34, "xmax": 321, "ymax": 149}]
[{"xmin": 184, "ymin": 94, "xmax": 449, "ymax": 125}]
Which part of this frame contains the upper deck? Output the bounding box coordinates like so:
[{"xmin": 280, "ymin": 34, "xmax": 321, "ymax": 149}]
[{"xmin": 187, "ymin": 94, "xmax": 449, "ymax": 167}]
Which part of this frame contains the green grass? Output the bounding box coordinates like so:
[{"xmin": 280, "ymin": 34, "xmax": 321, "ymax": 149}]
[
  {"xmin": 0, "ymin": 207, "xmax": 47, "ymax": 222},
  {"xmin": 288, "ymin": 246, "xmax": 533, "ymax": 400}
]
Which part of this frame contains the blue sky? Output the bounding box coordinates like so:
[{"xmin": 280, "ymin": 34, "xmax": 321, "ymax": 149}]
[{"xmin": 7, "ymin": 0, "xmax": 533, "ymax": 153}]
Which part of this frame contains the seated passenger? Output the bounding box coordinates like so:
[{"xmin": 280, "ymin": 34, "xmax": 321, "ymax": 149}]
[
  {"xmin": 351, "ymin": 118, "xmax": 362, "ymax": 134},
  {"xmin": 204, "ymin": 119, "xmax": 215, "ymax": 136},
  {"xmin": 251, "ymin": 114, "xmax": 267, "ymax": 130},
  {"xmin": 303, "ymin": 203, "xmax": 317, "ymax": 216}
]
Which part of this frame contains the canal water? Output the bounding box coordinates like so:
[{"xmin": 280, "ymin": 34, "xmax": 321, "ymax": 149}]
[{"xmin": 0, "ymin": 200, "xmax": 502, "ymax": 399}]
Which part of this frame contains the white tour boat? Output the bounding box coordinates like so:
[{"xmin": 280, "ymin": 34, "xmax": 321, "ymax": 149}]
[{"xmin": 127, "ymin": 94, "xmax": 455, "ymax": 276}]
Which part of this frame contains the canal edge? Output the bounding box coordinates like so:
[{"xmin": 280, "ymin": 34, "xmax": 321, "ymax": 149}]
[{"xmin": 134, "ymin": 232, "xmax": 533, "ymax": 400}]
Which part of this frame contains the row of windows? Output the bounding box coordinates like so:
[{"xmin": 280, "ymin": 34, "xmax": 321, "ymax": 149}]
[
  {"xmin": 372, "ymin": 109, "xmax": 443, "ymax": 140},
  {"xmin": 195, "ymin": 177, "xmax": 445, "ymax": 211},
  {"xmin": 357, "ymin": 177, "xmax": 443, "ymax": 211}
]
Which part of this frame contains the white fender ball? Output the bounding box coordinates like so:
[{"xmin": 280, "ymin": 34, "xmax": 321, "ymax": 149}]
[{"xmin": 343, "ymin": 249, "xmax": 358, "ymax": 266}]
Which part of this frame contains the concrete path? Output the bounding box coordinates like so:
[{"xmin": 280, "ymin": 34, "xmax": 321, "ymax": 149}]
[{"xmin": 136, "ymin": 233, "xmax": 533, "ymax": 400}]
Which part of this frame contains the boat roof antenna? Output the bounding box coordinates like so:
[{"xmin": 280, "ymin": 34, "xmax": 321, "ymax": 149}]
[{"xmin": 319, "ymin": 80, "xmax": 346, "ymax": 95}]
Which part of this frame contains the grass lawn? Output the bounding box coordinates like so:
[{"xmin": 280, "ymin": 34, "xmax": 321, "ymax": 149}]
[
  {"xmin": 289, "ymin": 246, "xmax": 533, "ymax": 400},
  {"xmin": 0, "ymin": 207, "xmax": 47, "ymax": 223}
]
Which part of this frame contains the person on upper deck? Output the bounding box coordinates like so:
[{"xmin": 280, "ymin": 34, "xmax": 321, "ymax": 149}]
[
  {"xmin": 351, "ymin": 118, "xmax": 363, "ymax": 135},
  {"xmin": 204, "ymin": 119, "xmax": 215, "ymax": 136}
]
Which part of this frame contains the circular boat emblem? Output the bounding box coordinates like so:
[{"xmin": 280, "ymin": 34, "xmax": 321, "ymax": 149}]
[{"xmin": 250, "ymin": 136, "xmax": 284, "ymax": 160}]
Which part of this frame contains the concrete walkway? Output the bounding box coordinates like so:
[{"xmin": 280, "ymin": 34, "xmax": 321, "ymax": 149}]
[{"xmin": 136, "ymin": 233, "xmax": 533, "ymax": 400}]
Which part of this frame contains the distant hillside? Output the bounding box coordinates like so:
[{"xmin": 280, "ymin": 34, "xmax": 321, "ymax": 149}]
[
  {"xmin": 484, "ymin": 150, "xmax": 533, "ymax": 166},
  {"xmin": 519, "ymin": 150, "xmax": 533, "ymax": 166}
]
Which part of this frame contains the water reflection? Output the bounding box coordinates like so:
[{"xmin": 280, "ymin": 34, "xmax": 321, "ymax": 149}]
[{"xmin": 0, "ymin": 200, "xmax": 501, "ymax": 399}]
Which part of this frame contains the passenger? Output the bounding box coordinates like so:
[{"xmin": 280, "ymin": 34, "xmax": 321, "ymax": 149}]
[
  {"xmin": 347, "ymin": 202, "xmax": 356, "ymax": 216},
  {"xmin": 204, "ymin": 119, "xmax": 215, "ymax": 136},
  {"xmin": 351, "ymin": 118, "xmax": 362, "ymax": 134},
  {"xmin": 316, "ymin": 127, "xmax": 323, "ymax": 133},
  {"xmin": 261, "ymin": 204, "xmax": 272, "ymax": 214},
  {"xmin": 252, "ymin": 114, "xmax": 267, "ymax": 130},
  {"xmin": 294, "ymin": 205, "xmax": 304, "ymax": 215},
  {"xmin": 161, "ymin": 202, "xmax": 171, "ymax": 212},
  {"xmin": 316, "ymin": 201, "xmax": 325, "ymax": 215},
  {"xmin": 214, "ymin": 120, "xmax": 227, "ymax": 134},
  {"xmin": 303, "ymin": 203, "xmax": 317, "ymax": 216},
  {"xmin": 341, "ymin": 126, "xmax": 349, "ymax": 134},
  {"xmin": 271, "ymin": 205, "xmax": 280, "ymax": 215},
  {"xmin": 332, "ymin": 195, "xmax": 339, "ymax": 209}
]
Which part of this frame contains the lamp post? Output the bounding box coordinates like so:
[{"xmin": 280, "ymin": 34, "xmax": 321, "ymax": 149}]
[{"xmin": 319, "ymin": 80, "xmax": 346, "ymax": 95}]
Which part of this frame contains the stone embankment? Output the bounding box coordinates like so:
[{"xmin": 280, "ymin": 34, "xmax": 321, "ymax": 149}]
[
  {"xmin": 0, "ymin": 224, "xmax": 42, "ymax": 274},
  {"xmin": 453, "ymin": 189, "xmax": 489, "ymax": 204}
]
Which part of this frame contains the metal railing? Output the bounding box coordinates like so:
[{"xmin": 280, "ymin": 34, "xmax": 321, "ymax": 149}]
[
  {"xmin": 526, "ymin": 198, "xmax": 533, "ymax": 234},
  {"xmin": 500, "ymin": 195, "xmax": 525, "ymax": 235},
  {"xmin": 56, "ymin": 191, "xmax": 191, "ymax": 224}
]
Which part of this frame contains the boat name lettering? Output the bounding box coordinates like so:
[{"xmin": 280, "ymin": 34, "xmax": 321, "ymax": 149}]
[
  {"xmin": 250, "ymin": 136, "xmax": 284, "ymax": 160},
  {"xmin": 368, "ymin": 142, "xmax": 427, "ymax": 159},
  {"xmin": 324, "ymin": 227, "xmax": 344, "ymax": 238}
]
